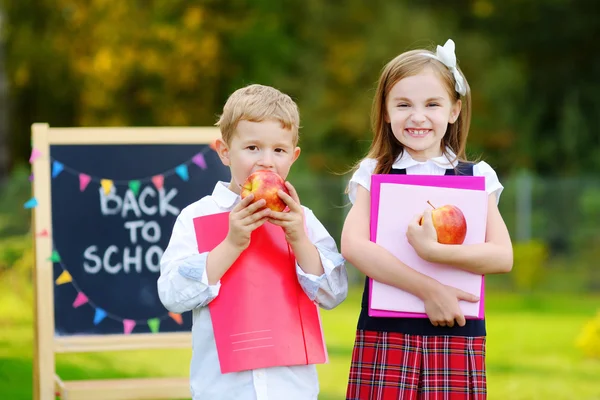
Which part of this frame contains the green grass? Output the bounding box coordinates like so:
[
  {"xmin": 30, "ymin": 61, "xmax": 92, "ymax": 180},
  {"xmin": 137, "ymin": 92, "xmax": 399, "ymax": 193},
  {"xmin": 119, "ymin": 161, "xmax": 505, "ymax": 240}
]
[{"xmin": 1, "ymin": 285, "xmax": 599, "ymax": 399}]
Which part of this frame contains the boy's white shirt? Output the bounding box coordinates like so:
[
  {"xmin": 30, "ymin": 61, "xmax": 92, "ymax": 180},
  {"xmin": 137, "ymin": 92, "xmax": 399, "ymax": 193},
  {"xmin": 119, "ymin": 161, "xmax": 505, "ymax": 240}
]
[
  {"xmin": 158, "ymin": 181, "xmax": 348, "ymax": 400},
  {"xmin": 348, "ymin": 148, "xmax": 504, "ymax": 204}
]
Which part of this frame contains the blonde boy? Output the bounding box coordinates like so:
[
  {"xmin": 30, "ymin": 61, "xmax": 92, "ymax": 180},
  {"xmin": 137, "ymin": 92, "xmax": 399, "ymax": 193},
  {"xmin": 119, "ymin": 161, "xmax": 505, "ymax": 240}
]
[{"xmin": 158, "ymin": 84, "xmax": 348, "ymax": 400}]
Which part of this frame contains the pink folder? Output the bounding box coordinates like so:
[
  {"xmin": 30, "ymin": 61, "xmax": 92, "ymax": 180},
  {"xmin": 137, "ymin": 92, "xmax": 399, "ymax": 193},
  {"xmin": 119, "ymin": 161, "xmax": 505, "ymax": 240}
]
[
  {"xmin": 369, "ymin": 174, "xmax": 488, "ymax": 319},
  {"xmin": 194, "ymin": 212, "xmax": 327, "ymax": 374}
]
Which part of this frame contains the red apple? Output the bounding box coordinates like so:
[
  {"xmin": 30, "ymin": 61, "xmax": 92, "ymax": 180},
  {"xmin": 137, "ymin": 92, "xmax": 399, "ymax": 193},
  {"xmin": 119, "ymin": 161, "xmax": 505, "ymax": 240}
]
[
  {"xmin": 420, "ymin": 201, "xmax": 467, "ymax": 245},
  {"xmin": 241, "ymin": 170, "xmax": 289, "ymax": 212}
]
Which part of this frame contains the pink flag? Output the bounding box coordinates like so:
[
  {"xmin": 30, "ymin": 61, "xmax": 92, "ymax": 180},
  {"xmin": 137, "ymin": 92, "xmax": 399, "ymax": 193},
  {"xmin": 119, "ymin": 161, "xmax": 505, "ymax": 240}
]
[
  {"xmin": 123, "ymin": 319, "xmax": 136, "ymax": 335},
  {"xmin": 36, "ymin": 229, "xmax": 49, "ymax": 237},
  {"xmin": 192, "ymin": 153, "xmax": 207, "ymax": 170},
  {"xmin": 29, "ymin": 148, "xmax": 42, "ymax": 163},
  {"xmin": 152, "ymin": 175, "xmax": 164, "ymax": 190},
  {"xmin": 72, "ymin": 292, "xmax": 89, "ymax": 308},
  {"xmin": 79, "ymin": 174, "xmax": 92, "ymax": 192}
]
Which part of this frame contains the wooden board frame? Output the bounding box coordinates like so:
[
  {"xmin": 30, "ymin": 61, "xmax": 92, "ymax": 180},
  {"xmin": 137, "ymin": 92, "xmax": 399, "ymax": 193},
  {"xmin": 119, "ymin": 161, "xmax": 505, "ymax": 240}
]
[{"xmin": 32, "ymin": 123, "xmax": 220, "ymax": 400}]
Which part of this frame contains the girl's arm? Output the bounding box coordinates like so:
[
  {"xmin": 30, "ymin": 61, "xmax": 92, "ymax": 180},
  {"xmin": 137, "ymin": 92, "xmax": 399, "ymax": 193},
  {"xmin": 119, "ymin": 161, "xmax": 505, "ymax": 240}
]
[
  {"xmin": 408, "ymin": 194, "xmax": 513, "ymax": 274},
  {"xmin": 341, "ymin": 185, "xmax": 479, "ymax": 327}
]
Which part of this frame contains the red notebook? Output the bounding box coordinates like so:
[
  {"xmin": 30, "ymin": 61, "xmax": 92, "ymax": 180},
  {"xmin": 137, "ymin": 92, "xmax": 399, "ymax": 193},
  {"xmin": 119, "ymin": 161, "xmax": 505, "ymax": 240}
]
[{"xmin": 193, "ymin": 212, "xmax": 328, "ymax": 374}]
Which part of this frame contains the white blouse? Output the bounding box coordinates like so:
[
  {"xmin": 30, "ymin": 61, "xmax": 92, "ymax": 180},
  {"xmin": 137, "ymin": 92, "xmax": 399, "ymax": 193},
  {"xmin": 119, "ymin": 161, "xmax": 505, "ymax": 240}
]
[{"xmin": 348, "ymin": 149, "xmax": 503, "ymax": 205}]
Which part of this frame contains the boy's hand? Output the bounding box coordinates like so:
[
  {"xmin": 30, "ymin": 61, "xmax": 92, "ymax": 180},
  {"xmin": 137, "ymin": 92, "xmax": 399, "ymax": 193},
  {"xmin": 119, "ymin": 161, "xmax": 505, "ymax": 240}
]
[
  {"xmin": 225, "ymin": 194, "xmax": 271, "ymax": 251},
  {"xmin": 268, "ymin": 182, "xmax": 307, "ymax": 245},
  {"xmin": 406, "ymin": 210, "xmax": 440, "ymax": 262},
  {"xmin": 423, "ymin": 283, "xmax": 479, "ymax": 328}
]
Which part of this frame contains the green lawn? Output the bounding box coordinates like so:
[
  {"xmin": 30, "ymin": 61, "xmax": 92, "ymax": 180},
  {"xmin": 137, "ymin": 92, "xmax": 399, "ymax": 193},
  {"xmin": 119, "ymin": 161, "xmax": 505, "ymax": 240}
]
[{"xmin": 1, "ymin": 285, "xmax": 599, "ymax": 399}]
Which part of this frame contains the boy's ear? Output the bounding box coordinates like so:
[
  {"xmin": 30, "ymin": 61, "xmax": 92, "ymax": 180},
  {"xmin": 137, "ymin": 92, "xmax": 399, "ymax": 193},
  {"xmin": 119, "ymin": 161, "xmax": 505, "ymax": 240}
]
[
  {"xmin": 292, "ymin": 147, "xmax": 301, "ymax": 163},
  {"xmin": 215, "ymin": 138, "xmax": 230, "ymax": 166}
]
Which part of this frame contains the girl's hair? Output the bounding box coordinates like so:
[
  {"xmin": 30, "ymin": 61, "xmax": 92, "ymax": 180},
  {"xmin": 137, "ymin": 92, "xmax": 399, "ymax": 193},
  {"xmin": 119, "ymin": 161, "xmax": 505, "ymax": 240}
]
[{"xmin": 361, "ymin": 47, "xmax": 472, "ymax": 175}]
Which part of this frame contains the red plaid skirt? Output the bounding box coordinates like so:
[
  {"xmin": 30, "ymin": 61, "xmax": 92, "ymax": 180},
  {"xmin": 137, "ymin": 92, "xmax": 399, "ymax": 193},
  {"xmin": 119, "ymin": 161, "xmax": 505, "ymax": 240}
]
[{"xmin": 346, "ymin": 330, "xmax": 486, "ymax": 400}]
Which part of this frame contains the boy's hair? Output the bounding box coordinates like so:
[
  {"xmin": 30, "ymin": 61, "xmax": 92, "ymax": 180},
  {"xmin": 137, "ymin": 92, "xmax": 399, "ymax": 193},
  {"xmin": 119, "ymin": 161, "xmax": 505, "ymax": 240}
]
[
  {"xmin": 216, "ymin": 84, "xmax": 300, "ymax": 145},
  {"xmin": 365, "ymin": 47, "xmax": 472, "ymax": 175}
]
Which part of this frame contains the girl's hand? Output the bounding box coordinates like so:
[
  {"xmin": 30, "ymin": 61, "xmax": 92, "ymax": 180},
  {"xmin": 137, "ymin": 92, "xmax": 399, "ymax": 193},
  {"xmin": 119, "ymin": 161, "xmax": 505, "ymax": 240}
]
[
  {"xmin": 406, "ymin": 210, "xmax": 440, "ymax": 261},
  {"xmin": 268, "ymin": 182, "xmax": 307, "ymax": 245},
  {"xmin": 225, "ymin": 194, "xmax": 271, "ymax": 251},
  {"xmin": 423, "ymin": 283, "xmax": 479, "ymax": 328}
]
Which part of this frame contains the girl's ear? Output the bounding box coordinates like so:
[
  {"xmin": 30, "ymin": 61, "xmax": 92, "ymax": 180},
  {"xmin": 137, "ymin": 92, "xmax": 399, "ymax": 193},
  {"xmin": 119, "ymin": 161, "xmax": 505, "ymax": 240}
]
[
  {"xmin": 215, "ymin": 138, "xmax": 230, "ymax": 166},
  {"xmin": 449, "ymin": 99, "xmax": 462, "ymax": 124}
]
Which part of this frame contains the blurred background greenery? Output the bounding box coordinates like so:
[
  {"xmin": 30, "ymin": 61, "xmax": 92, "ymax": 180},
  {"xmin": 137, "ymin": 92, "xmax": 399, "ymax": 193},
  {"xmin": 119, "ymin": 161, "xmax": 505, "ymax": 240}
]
[{"xmin": 0, "ymin": 0, "xmax": 599, "ymax": 399}]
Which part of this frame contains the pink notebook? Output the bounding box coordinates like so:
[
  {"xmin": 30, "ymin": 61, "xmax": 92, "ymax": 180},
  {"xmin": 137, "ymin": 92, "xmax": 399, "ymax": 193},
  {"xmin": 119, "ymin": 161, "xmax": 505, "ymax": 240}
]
[
  {"xmin": 194, "ymin": 212, "xmax": 327, "ymax": 374},
  {"xmin": 369, "ymin": 174, "xmax": 488, "ymax": 319}
]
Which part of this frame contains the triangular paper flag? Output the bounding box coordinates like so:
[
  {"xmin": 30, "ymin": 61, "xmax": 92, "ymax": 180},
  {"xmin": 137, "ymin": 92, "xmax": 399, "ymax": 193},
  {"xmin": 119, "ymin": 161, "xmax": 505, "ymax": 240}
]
[
  {"xmin": 123, "ymin": 319, "xmax": 136, "ymax": 335},
  {"xmin": 147, "ymin": 318, "xmax": 160, "ymax": 333},
  {"xmin": 175, "ymin": 164, "xmax": 189, "ymax": 181},
  {"xmin": 152, "ymin": 175, "xmax": 164, "ymax": 190},
  {"xmin": 36, "ymin": 229, "xmax": 49, "ymax": 237},
  {"xmin": 72, "ymin": 292, "xmax": 88, "ymax": 308},
  {"xmin": 52, "ymin": 161, "xmax": 64, "ymax": 178},
  {"xmin": 29, "ymin": 148, "xmax": 42, "ymax": 163},
  {"xmin": 100, "ymin": 179, "xmax": 113, "ymax": 195},
  {"xmin": 169, "ymin": 312, "xmax": 183, "ymax": 325},
  {"xmin": 94, "ymin": 308, "xmax": 107, "ymax": 325},
  {"xmin": 79, "ymin": 174, "xmax": 92, "ymax": 192},
  {"xmin": 29, "ymin": 174, "xmax": 34, "ymax": 182},
  {"xmin": 55, "ymin": 270, "xmax": 72, "ymax": 285},
  {"xmin": 192, "ymin": 153, "xmax": 207, "ymax": 170},
  {"xmin": 48, "ymin": 250, "xmax": 61, "ymax": 263},
  {"xmin": 128, "ymin": 180, "xmax": 141, "ymax": 196},
  {"xmin": 24, "ymin": 198, "xmax": 38, "ymax": 209}
]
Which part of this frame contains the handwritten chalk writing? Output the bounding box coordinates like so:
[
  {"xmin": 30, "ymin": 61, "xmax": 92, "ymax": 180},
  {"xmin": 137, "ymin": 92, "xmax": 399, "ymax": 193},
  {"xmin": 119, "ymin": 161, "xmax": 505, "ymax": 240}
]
[
  {"xmin": 124, "ymin": 220, "xmax": 161, "ymax": 244},
  {"xmin": 99, "ymin": 187, "xmax": 180, "ymax": 217},
  {"xmin": 83, "ymin": 245, "xmax": 162, "ymax": 274}
]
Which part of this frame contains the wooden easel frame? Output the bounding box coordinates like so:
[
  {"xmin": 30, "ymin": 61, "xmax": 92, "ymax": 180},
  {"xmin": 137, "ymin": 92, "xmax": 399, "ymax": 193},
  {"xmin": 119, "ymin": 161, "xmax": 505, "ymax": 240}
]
[{"xmin": 32, "ymin": 123, "xmax": 221, "ymax": 400}]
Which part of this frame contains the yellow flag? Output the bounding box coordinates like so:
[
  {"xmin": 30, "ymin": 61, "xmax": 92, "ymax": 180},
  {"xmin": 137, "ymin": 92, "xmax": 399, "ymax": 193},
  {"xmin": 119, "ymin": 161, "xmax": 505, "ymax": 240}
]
[
  {"xmin": 100, "ymin": 179, "xmax": 113, "ymax": 195},
  {"xmin": 55, "ymin": 270, "xmax": 72, "ymax": 285}
]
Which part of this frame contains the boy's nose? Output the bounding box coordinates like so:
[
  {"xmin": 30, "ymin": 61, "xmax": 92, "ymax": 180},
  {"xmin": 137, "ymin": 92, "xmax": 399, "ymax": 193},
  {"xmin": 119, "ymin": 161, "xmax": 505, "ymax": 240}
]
[{"xmin": 257, "ymin": 153, "xmax": 274, "ymax": 168}]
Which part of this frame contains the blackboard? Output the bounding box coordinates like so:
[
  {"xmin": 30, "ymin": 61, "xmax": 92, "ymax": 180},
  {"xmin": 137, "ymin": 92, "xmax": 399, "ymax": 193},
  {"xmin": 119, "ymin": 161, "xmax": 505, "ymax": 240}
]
[{"xmin": 49, "ymin": 143, "xmax": 230, "ymax": 336}]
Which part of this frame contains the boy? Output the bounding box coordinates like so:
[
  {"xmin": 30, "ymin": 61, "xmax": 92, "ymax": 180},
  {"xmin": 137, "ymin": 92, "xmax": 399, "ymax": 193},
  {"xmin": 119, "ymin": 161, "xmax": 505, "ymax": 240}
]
[{"xmin": 158, "ymin": 84, "xmax": 348, "ymax": 400}]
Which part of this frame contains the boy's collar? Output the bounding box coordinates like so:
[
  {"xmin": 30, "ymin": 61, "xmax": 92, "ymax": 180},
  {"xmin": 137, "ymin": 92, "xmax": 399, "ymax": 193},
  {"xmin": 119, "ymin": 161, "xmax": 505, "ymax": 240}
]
[
  {"xmin": 212, "ymin": 181, "xmax": 241, "ymax": 209},
  {"xmin": 392, "ymin": 147, "xmax": 458, "ymax": 170}
]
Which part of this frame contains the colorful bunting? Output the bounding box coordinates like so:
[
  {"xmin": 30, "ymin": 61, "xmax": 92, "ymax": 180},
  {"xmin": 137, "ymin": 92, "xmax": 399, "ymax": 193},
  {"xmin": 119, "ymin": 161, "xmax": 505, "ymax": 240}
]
[
  {"xmin": 94, "ymin": 308, "xmax": 107, "ymax": 325},
  {"xmin": 128, "ymin": 180, "xmax": 141, "ymax": 196},
  {"xmin": 72, "ymin": 292, "xmax": 89, "ymax": 308},
  {"xmin": 152, "ymin": 175, "xmax": 164, "ymax": 190},
  {"xmin": 175, "ymin": 164, "xmax": 189, "ymax": 181},
  {"xmin": 38, "ymin": 146, "xmax": 212, "ymax": 191},
  {"xmin": 147, "ymin": 318, "xmax": 160, "ymax": 333},
  {"xmin": 52, "ymin": 161, "xmax": 64, "ymax": 178},
  {"xmin": 79, "ymin": 173, "xmax": 91, "ymax": 192},
  {"xmin": 123, "ymin": 319, "xmax": 136, "ymax": 335},
  {"xmin": 169, "ymin": 312, "xmax": 183, "ymax": 325},
  {"xmin": 29, "ymin": 148, "xmax": 42, "ymax": 163},
  {"xmin": 24, "ymin": 198, "xmax": 38, "ymax": 209},
  {"xmin": 192, "ymin": 153, "xmax": 207, "ymax": 170},
  {"xmin": 100, "ymin": 179, "xmax": 113, "ymax": 195},
  {"xmin": 55, "ymin": 270, "xmax": 72, "ymax": 285}
]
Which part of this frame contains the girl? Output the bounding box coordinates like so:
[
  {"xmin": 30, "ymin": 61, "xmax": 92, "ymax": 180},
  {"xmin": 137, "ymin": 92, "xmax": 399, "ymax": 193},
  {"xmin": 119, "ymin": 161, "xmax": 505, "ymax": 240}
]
[{"xmin": 341, "ymin": 39, "xmax": 513, "ymax": 399}]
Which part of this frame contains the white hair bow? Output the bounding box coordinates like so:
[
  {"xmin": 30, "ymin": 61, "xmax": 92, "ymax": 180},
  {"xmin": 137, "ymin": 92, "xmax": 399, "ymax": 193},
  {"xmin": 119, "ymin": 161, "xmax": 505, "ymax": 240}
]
[{"xmin": 422, "ymin": 39, "xmax": 467, "ymax": 96}]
